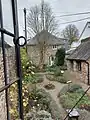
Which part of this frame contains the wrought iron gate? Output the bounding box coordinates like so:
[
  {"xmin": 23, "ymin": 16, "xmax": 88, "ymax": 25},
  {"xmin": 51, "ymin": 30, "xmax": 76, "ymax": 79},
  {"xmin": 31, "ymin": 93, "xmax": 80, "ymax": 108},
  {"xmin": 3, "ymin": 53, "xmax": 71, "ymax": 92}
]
[{"xmin": 0, "ymin": 0, "xmax": 26, "ymax": 120}]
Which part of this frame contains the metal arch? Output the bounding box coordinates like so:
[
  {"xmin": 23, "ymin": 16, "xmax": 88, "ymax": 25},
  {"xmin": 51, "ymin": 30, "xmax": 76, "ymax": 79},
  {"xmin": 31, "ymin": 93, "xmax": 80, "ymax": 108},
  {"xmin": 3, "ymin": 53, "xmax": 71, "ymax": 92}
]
[
  {"xmin": 0, "ymin": 0, "xmax": 10, "ymax": 119},
  {"xmin": 13, "ymin": 36, "xmax": 27, "ymax": 47},
  {"xmin": 0, "ymin": 0, "xmax": 26, "ymax": 119}
]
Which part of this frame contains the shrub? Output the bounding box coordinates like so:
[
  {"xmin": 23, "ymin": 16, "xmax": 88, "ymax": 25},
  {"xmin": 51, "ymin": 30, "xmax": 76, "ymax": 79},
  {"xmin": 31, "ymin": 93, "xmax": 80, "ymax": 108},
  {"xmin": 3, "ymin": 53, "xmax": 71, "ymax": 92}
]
[
  {"xmin": 45, "ymin": 65, "xmax": 57, "ymax": 72},
  {"xmin": 55, "ymin": 76, "xmax": 68, "ymax": 84},
  {"xmin": 24, "ymin": 74, "xmax": 44, "ymax": 84},
  {"xmin": 49, "ymin": 99, "xmax": 62, "ymax": 120},
  {"xmin": 36, "ymin": 89, "xmax": 62, "ymax": 120},
  {"xmin": 44, "ymin": 84, "xmax": 55, "ymax": 90},
  {"xmin": 57, "ymin": 85, "xmax": 68, "ymax": 97},
  {"xmin": 32, "ymin": 74, "xmax": 44, "ymax": 84},
  {"xmin": 68, "ymin": 84, "xmax": 83, "ymax": 93},
  {"xmin": 21, "ymin": 48, "xmax": 36, "ymax": 83},
  {"xmin": 59, "ymin": 65, "xmax": 67, "ymax": 70},
  {"xmin": 46, "ymin": 75, "xmax": 55, "ymax": 81},
  {"xmin": 25, "ymin": 110, "xmax": 53, "ymax": 120},
  {"xmin": 59, "ymin": 84, "xmax": 90, "ymax": 110},
  {"xmin": 60, "ymin": 92, "xmax": 90, "ymax": 109},
  {"xmin": 46, "ymin": 74, "xmax": 67, "ymax": 84},
  {"xmin": 54, "ymin": 67, "xmax": 63, "ymax": 77},
  {"xmin": 55, "ymin": 48, "xmax": 65, "ymax": 66},
  {"xmin": 58, "ymin": 84, "xmax": 83, "ymax": 97}
]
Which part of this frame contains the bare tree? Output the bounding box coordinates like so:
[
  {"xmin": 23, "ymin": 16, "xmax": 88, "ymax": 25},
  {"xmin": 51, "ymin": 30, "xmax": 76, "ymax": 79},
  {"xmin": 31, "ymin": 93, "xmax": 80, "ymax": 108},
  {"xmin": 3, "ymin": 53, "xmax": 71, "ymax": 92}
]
[
  {"xmin": 27, "ymin": 0, "xmax": 58, "ymax": 69},
  {"xmin": 62, "ymin": 24, "xmax": 79, "ymax": 45},
  {"xmin": 27, "ymin": 0, "xmax": 57, "ymax": 35}
]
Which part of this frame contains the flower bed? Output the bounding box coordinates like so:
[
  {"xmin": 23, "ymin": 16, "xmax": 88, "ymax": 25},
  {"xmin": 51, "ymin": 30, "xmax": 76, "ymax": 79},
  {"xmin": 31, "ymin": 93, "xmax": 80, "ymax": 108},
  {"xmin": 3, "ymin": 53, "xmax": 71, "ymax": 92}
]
[
  {"xmin": 46, "ymin": 74, "xmax": 68, "ymax": 84},
  {"xmin": 27, "ymin": 88, "xmax": 62, "ymax": 120},
  {"xmin": 59, "ymin": 84, "xmax": 90, "ymax": 110}
]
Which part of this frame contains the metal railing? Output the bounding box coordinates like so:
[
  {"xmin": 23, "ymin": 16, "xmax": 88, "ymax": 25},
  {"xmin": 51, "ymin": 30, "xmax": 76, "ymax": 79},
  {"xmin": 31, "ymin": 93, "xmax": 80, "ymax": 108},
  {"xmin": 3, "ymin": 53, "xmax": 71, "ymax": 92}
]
[{"xmin": 0, "ymin": 0, "xmax": 26, "ymax": 120}]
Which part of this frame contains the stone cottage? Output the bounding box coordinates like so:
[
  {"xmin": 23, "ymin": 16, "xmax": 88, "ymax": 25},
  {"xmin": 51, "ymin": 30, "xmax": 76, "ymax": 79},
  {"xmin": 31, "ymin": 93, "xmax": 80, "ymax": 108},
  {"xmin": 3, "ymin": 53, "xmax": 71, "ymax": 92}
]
[
  {"xmin": 67, "ymin": 38, "xmax": 90, "ymax": 85},
  {"xmin": 27, "ymin": 30, "xmax": 67, "ymax": 66}
]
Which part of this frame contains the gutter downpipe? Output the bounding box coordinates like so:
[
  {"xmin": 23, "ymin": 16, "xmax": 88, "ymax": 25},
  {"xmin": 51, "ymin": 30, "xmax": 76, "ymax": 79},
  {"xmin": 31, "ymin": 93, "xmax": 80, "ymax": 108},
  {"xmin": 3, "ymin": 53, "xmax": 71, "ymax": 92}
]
[{"xmin": 85, "ymin": 61, "xmax": 90, "ymax": 85}]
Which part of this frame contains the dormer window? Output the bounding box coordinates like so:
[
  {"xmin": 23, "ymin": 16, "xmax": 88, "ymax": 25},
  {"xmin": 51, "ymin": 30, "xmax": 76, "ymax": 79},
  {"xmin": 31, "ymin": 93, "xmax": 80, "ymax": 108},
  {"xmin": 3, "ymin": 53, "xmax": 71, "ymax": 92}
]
[{"xmin": 53, "ymin": 45, "xmax": 57, "ymax": 49}]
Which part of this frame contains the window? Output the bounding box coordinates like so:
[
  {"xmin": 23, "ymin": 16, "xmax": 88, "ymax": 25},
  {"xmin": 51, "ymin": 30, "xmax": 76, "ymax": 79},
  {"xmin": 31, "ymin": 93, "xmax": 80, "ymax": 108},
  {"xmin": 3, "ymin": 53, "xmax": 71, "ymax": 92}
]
[
  {"xmin": 70, "ymin": 61, "xmax": 73, "ymax": 70},
  {"xmin": 52, "ymin": 45, "xmax": 57, "ymax": 49},
  {"xmin": 48, "ymin": 56, "xmax": 54, "ymax": 66},
  {"xmin": 77, "ymin": 61, "xmax": 81, "ymax": 71},
  {"xmin": 51, "ymin": 56, "xmax": 54, "ymax": 61}
]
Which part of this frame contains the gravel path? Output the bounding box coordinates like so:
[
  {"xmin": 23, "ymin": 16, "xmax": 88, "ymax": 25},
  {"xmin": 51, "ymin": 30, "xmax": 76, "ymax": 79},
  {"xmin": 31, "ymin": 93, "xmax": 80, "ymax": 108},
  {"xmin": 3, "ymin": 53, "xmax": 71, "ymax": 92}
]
[{"xmin": 37, "ymin": 74, "xmax": 67, "ymax": 119}]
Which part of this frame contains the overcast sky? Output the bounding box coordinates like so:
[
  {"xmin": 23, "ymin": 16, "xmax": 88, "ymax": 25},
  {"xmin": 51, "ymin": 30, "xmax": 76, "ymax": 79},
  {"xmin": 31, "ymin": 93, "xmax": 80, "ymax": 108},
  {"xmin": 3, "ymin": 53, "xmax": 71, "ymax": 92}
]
[
  {"xmin": 17, "ymin": 0, "xmax": 90, "ymax": 38},
  {"xmin": 2, "ymin": 0, "xmax": 90, "ymax": 45}
]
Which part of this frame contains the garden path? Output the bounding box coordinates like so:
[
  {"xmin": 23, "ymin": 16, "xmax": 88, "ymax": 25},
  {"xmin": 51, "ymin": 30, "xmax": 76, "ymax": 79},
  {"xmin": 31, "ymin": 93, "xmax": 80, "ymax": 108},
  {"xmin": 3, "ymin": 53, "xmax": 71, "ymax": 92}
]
[{"xmin": 36, "ymin": 74, "xmax": 67, "ymax": 119}]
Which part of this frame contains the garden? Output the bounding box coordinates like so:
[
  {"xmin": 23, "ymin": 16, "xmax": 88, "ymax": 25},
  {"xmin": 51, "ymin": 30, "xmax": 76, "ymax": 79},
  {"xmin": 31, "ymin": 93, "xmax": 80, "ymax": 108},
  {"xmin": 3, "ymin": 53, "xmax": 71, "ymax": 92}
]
[
  {"xmin": 58, "ymin": 84, "xmax": 90, "ymax": 120},
  {"xmin": 9, "ymin": 48, "xmax": 65, "ymax": 120},
  {"xmin": 8, "ymin": 47, "xmax": 90, "ymax": 120}
]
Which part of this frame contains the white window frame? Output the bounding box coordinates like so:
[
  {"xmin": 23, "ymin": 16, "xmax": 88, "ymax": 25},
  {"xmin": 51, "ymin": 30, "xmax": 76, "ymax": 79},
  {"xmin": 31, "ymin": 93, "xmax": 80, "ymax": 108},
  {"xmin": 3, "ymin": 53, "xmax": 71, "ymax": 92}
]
[{"xmin": 52, "ymin": 45, "xmax": 57, "ymax": 50}]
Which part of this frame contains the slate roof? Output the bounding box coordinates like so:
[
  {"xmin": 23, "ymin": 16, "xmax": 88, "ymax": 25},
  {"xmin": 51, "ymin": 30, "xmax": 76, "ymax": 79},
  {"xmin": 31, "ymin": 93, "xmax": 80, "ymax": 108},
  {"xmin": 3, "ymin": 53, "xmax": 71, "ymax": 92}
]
[
  {"xmin": 27, "ymin": 30, "xmax": 66, "ymax": 46},
  {"xmin": 67, "ymin": 38, "xmax": 90, "ymax": 61}
]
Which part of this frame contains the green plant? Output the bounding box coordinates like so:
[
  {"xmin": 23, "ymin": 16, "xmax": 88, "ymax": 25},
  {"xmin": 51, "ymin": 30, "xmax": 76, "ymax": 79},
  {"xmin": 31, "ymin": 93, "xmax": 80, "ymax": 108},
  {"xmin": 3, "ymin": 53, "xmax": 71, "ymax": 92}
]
[
  {"xmin": 46, "ymin": 75, "xmax": 55, "ymax": 81},
  {"xmin": 20, "ymin": 48, "xmax": 36, "ymax": 83},
  {"xmin": 59, "ymin": 65, "xmax": 67, "ymax": 70},
  {"xmin": 24, "ymin": 73, "xmax": 44, "ymax": 84},
  {"xmin": 25, "ymin": 110, "xmax": 53, "ymax": 120},
  {"xmin": 54, "ymin": 67, "xmax": 63, "ymax": 77},
  {"xmin": 9, "ymin": 81, "xmax": 30, "ymax": 119},
  {"xmin": 55, "ymin": 76, "xmax": 67, "ymax": 83},
  {"xmin": 68, "ymin": 84, "xmax": 83, "ymax": 93},
  {"xmin": 57, "ymin": 85, "xmax": 68, "ymax": 97},
  {"xmin": 55, "ymin": 48, "xmax": 65, "ymax": 66},
  {"xmin": 60, "ymin": 92, "xmax": 90, "ymax": 109},
  {"xmin": 31, "ymin": 74, "xmax": 44, "ymax": 84},
  {"xmin": 45, "ymin": 65, "xmax": 57, "ymax": 72},
  {"xmin": 37, "ymin": 89, "xmax": 62, "ymax": 120},
  {"xmin": 46, "ymin": 74, "xmax": 67, "ymax": 84},
  {"xmin": 59, "ymin": 84, "xmax": 90, "ymax": 110}
]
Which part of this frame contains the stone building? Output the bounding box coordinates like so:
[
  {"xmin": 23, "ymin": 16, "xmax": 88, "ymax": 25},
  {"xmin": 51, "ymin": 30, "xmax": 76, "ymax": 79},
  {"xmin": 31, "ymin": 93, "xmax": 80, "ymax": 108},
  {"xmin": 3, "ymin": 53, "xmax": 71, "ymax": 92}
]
[
  {"xmin": 27, "ymin": 30, "xmax": 67, "ymax": 66},
  {"xmin": 67, "ymin": 38, "xmax": 90, "ymax": 85}
]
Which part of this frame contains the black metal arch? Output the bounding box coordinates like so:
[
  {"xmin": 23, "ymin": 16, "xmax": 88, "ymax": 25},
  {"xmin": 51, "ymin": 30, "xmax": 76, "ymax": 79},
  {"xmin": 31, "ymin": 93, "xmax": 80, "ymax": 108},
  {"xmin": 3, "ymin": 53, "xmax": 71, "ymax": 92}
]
[{"xmin": 0, "ymin": 0, "xmax": 26, "ymax": 120}]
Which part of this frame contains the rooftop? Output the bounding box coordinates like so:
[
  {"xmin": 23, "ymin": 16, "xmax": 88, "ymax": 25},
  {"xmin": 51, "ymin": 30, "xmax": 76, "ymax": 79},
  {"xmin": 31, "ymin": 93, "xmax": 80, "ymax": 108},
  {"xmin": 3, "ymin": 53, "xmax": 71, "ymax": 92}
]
[
  {"xmin": 67, "ymin": 38, "xmax": 90, "ymax": 61},
  {"xmin": 27, "ymin": 30, "xmax": 67, "ymax": 46}
]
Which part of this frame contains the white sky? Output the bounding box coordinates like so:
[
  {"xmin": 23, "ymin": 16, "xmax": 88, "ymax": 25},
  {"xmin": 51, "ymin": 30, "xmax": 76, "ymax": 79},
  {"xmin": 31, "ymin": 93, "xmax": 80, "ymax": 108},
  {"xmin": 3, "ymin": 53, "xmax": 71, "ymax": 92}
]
[
  {"xmin": 1, "ymin": 0, "xmax": 90, "ymax": 46},
  {"xmin": 17, "ymin": 0, "xmax": 90, "ymax": 38}
]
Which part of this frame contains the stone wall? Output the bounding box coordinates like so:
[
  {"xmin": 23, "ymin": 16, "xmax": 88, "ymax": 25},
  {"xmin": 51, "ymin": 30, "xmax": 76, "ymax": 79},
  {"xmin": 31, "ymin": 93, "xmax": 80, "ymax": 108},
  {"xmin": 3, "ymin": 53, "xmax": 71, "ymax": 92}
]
[
  {"xmin": 0, "ymin": 54, "xmax": 7, "ymax": 120},
  {"xmin": 81, "ymin": 62, "xmax": 88, "ymax": 84},
  {"xmin": 27, "ymin": 46, "xmax": 40, "ymax": 66},
  {"xmin": 27, "ymin": 45, "xmax": 62, "ymax": 66},
  {"xmin": 67, "ymin": 60, "xmax": 90, "ymax": 84},
  {"xmin": 0, "ymin": 47, "xmax": 17, "ymax": 120},
  {"xmin": 6, "ymin": 47, "xmax": 17, "ymax": 82}
]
